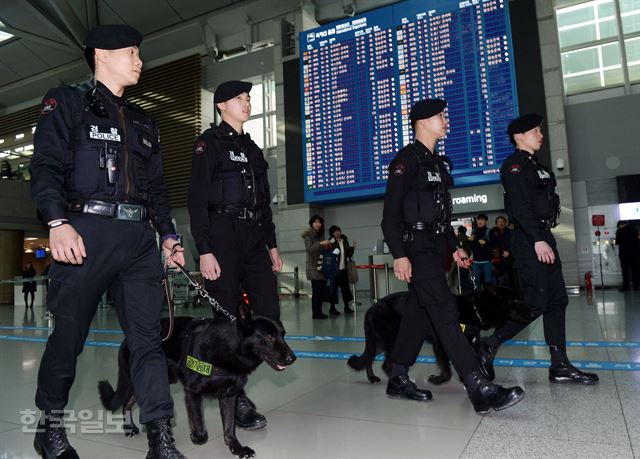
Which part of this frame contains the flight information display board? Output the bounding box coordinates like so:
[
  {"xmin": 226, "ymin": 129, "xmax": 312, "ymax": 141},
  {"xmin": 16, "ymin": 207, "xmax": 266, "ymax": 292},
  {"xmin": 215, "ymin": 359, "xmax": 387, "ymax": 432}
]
[{"xmin": 301, "ymin": 0, "xmax": 519, "ymax": 203}]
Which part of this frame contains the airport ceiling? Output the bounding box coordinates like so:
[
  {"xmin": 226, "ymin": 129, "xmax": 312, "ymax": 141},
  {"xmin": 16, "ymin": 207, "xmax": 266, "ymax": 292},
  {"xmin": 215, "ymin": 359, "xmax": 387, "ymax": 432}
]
[
  {"xmin": 0, "ymin": 0, "xmax": 353, "ymax": 112},
  {"xmin": 0, "ymin": 0, "xmax": 280, "ymax": 111}
]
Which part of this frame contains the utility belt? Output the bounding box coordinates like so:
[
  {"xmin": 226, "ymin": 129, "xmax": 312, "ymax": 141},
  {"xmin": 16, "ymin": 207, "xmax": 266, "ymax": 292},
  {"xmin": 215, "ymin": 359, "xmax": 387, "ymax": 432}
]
[
  {"xmin": 214, "ymin": 205, "xmax": 262, "ymax": 221},
  {"xmin": 402, "ymin": 220, "xmax": 449, "ymax": 242},
  {"xmin": 70, "ymin": 200, "xmax": 148, "ymax": 222}
]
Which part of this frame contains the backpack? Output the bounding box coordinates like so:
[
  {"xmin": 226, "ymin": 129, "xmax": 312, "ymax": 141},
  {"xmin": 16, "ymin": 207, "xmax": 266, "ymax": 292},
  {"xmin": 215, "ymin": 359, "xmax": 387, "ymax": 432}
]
[{"xmin": 317, "ymin": 247, "xmax": 339, "ymax": 279}]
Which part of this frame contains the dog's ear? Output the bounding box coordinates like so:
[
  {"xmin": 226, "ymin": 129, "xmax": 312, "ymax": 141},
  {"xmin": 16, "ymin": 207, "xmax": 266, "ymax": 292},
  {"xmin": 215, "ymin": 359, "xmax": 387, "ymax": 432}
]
[{"xmin": 235, "ymin": 296, "xmax": 254, "ymax": 331}]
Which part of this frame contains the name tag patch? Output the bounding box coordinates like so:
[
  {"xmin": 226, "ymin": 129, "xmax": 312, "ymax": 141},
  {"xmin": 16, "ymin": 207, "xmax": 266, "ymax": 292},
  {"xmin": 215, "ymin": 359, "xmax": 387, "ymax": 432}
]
[
  {"xmin": 89, "ymin": 125, "xmax": 121, "ymax": 142},
  {"xmin": 229, "ymin": 151, "xmax": 248, "ymax": 163},
  {"xmin": 186, "ymin": 355, "xmax": 213, "ymax": 376},
  {"xmin": 427, "ymin": 171, "xmax": 441, "ymax": 182},
  {"xmin": 537, "ymin": 170, "xmax": 551, "ymax": 179}
]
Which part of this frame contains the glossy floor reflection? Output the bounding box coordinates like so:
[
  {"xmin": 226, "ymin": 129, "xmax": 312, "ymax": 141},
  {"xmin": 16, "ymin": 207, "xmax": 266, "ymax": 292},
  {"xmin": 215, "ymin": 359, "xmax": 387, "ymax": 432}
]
[{"xmin": 1, "ymin": 290, "xmax": 639, "ymax": 458}]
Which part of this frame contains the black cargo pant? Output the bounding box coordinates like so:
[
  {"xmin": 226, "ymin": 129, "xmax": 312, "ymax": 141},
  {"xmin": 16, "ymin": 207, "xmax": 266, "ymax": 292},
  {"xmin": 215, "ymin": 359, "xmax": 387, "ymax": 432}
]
[
  {"xmin": 203, "ymin": 214, "xmax": 279, "ymax": 319},
  {"xmin": 391, "ymin": 231, "xmax": 478, "ymax": 377},
  {"xmin": 493, "ymin": 229, "xmax": 568, "ymax": 346},
  {"xmin": 35, "ymin": 214, "xmax": 173, "ymax": 424}
]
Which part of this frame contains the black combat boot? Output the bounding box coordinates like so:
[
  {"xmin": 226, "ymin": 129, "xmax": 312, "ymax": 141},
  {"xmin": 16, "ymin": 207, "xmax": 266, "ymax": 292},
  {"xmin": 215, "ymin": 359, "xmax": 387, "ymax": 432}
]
[
  {"xmin": 477, "ymin": 335, "xmax": 504, "ymax": 381},
  {"xmin": 329, "ymin": 304, "xmax": 340, "ymax": 315},
  {"xmin": 236, "ymin": 394, "xmax": 267, "ymax": 430},
  {"xmin": 463, "ymin": 370, "xmax": 525, "ymax": 414},
  {"xmin": 386, "ymin": 374, "xmax": 433, "ymax": 401},
  {"xmin": 548, "ymin": 345, "xmax": 599, "ymax": 385},
  {"xmin": 33, "ymin": 411, "xmax": 79, "ymax": 459},
  {"xmin": 145, "ymin": 416, "xmax": 186, "ymax": 459}
]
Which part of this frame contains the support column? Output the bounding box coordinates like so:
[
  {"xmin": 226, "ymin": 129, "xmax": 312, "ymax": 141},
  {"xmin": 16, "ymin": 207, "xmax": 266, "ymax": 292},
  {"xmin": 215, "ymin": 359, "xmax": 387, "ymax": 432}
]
[
  {"xmin": 0, "ymin": 230, "xmax": 24, "ymax": 304},
  {"xmin": 536, "ymin": 0, "xmax": 579, "ymax": 286}
]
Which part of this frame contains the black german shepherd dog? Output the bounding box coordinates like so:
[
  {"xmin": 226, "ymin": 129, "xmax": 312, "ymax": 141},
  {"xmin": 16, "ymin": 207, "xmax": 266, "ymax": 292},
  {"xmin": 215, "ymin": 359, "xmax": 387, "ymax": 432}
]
[
  {"xmin": 348, "ymin": 285, "xmax": 532, "ymax": 385},
  {"xmin": 98, "ymin": 301, "xmax": 296, "ymax": 458}
]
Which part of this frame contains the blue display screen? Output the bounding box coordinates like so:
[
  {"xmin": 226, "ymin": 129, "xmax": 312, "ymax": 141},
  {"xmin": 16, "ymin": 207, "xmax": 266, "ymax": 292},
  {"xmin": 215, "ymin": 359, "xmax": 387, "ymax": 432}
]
[{"xmin": 300, "ymin": 0, "xmax": 519, "ymax": 203}]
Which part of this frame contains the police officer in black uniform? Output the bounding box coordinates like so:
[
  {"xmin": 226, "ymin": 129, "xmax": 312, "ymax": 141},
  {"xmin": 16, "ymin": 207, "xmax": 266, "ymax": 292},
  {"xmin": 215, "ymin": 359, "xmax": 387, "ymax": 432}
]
[
  {"xmin": 188, "ymin": 80, "xmax": 282, "ymax": 429},
  {"xmin": 381, "ymin": 99, "xmax": 525, "ymax": 413},
  {"xmin": 477, "ymin": 113, "xmax": 599, "ymax": 386},
  {"xmin": 30, "ymin": 25, "xmax": 186, "ymax": 459}
]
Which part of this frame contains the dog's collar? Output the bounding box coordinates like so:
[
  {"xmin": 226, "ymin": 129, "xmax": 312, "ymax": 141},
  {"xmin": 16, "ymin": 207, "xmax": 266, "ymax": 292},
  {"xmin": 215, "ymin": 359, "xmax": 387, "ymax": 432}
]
[{"xmin": 186, "ymin": 355, "xmax": 232, "ymax": 377}]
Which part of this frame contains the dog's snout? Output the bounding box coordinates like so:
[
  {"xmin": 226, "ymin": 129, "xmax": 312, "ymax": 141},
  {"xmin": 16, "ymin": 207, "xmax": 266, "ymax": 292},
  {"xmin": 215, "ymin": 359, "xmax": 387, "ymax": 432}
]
[{"xmin": 286, "ymin": 353, "xmax": 297, "ymax": 365}]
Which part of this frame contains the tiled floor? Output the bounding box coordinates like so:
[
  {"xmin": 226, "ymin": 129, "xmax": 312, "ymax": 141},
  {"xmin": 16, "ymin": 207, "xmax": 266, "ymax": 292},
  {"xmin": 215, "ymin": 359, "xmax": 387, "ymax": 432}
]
[{"xmin": 1, "ymin": 290, "xmax": 639, "ymax": 458}]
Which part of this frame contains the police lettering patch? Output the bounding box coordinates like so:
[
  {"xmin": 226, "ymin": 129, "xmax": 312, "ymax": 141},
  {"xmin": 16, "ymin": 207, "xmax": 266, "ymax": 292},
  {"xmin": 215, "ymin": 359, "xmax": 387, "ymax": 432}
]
[
  {"xmin": 88, "ymin": 125, "xmax": 121, "ymax": 142},
  {"xmin": 194, "ymin": 141, "xmax": 207, "ymax": 155},
  {"xmin": 510, "ymin": 164, "xmax": 521, "ymax": 174},
  {"xmin": 393, "ymin": 163, "xmax": 405, "ymax": 176},
  {"xmin": 41, "ymin": 98, "xmax": 57, "ymax": 115},
  {"xmin": 229, "ymin": 151, "xmax": 248, "ymax": 163},
  {"xmin": 537, "ymin": 169, "xmax": 551, "ymax": 179}
]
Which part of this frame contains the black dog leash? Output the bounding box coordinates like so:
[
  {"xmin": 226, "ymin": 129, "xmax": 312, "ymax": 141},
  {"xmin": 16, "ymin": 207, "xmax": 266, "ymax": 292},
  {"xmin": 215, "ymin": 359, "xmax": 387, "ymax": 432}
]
[{"xmin": 161, "ymin": 249, "xmax": 177, "ymax": 342}]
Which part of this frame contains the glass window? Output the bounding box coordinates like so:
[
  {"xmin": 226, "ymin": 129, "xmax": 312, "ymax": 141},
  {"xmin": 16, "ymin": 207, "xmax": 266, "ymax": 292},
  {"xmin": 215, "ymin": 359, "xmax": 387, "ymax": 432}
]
[
  {"xmin": 251, "ymin": 83, "xmax": 264, "ymax": 116},
  {"xmin": 0, "ymin": 21, "xmax": 14, "ymax": 43},
  {"xmin": 557, "ymin": 4, "xmax": 595, "ymax": 27},
  {"xmin": 556, "ymin": 0, "xmax": 640, "ymax": 94},
  {"xmin": 267, "ymin": 79, "xmax": 276, "ymax": 113},
  {"xmin": 244, "ymin": 118, "xmax": 264, "ymax": 149},
  {"xmin": 598, "ymin": 18, "xmax": 618, "ymax": 39},
  {"xmin": 621, "ymin": 10, "xmax": 640, "ymax": 33},
  {"xmin": 268, "ymin": 114, "xmax": 277, "ymax": 148},
  {"xmin": 243, "ymin": 74, "xmax": 276, "ymax": 149},
  {"xmin": 601, "ymin": 42, "xmax": 622, "ymax": 67},
  {"xmin": 559, "ymin": 24, "xmax": 597, "ymax": 47},
  {"xmin": 562, "ymin": 47, "xmax": 599, "ymax": 74},
  {"xmin": 598, "ymin": 2, "xmax": 615, "ymax": 18},
  {"xmin": 626, "ymin": 36, "xmax": 640, "ymax": 81},
  {"xmin": 564, "ymin": 72, "xmax": 603, "ymax": 93},
  {"xmin": 603, "ymin": 67, "xmax": 624, "ymax": 85},
  {"xmin": 620, "ymin": 0, "xmax": 640, "ymax": 14}
]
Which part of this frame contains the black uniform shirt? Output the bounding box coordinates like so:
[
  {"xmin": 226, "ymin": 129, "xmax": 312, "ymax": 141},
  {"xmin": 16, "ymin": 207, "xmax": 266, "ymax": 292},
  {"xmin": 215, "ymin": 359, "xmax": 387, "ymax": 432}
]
[
  {"xmin": 188, "ymin": 121, "xmax": 276, "ymax": 255},
  {"xmin": 29, "ymin": 81, "xmax": 176, "ymax": 236},
  {"xmin": 500, "ymin": 149, "xmax": 559, "ymax": 244},
  {"xmin": 381, "ymin": 140, "xmax": 458, "ymax": 259}
]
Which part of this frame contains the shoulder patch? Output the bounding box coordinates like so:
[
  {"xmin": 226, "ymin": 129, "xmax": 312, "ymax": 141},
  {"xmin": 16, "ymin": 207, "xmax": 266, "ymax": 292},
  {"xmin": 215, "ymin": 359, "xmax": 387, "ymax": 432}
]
[
  {"xmin": 392, "ymin": 162, "xmax": 406, "ymax": 176},
  {"xmin": 41, "ymin": 98, "xmax": 57, "ymax": 115},
  {"xmin": 509, "ymin": 164, "xmax": 521, "ymax": 174},
  {"xmin": 194, "ymin": 140, "xmax": 207, "ymax": 155}
]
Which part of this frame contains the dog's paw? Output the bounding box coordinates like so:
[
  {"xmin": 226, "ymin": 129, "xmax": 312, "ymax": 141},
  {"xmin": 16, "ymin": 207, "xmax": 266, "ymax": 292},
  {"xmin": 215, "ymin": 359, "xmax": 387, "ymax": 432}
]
[
  {"xmin": 428, "ymin": 374, "xmax": 452, "ymax": 385},
  {"xmin": 230, "ymin": 445, "xmax": 255, "ymax": 458},
  {"xmin": 124, "ymin": 424, "xmax": 139, "ymax": 437},
  {"xmin": 368, "ymin": 376, "xmax": 381, "ymax": 384},
  {"xmin": 190, "ymin": 431, "xmax": 209, "ymax": 445}
]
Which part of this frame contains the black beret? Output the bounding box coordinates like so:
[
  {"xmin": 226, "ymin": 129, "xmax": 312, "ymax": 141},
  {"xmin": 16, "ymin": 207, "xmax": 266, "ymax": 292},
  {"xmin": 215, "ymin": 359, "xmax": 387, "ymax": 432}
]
[
  {"xmin": 410, "ymin": 99, "xmax": 447, "ymax": 121},
  {"xmin": 507, "ymin": 113, "xmax": 543, "ymax": 137},
  {"xmin": 84, "ymin": 24, "xmax": 143, "ymax": 49},
  {"xmin": 214, "ymin": 80, "xmax": 253, "ymax": 104}
]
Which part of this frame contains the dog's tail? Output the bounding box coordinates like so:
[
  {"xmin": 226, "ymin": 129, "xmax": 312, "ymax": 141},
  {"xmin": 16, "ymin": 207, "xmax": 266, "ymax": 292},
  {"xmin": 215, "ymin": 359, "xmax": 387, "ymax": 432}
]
[
  {"xmin": 98, "ymin": 343, "xmax": 133, "ymax": 412},
  {"xmin": 98, "ymin": 379, "xmax": 123, "ymax": 411}
]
